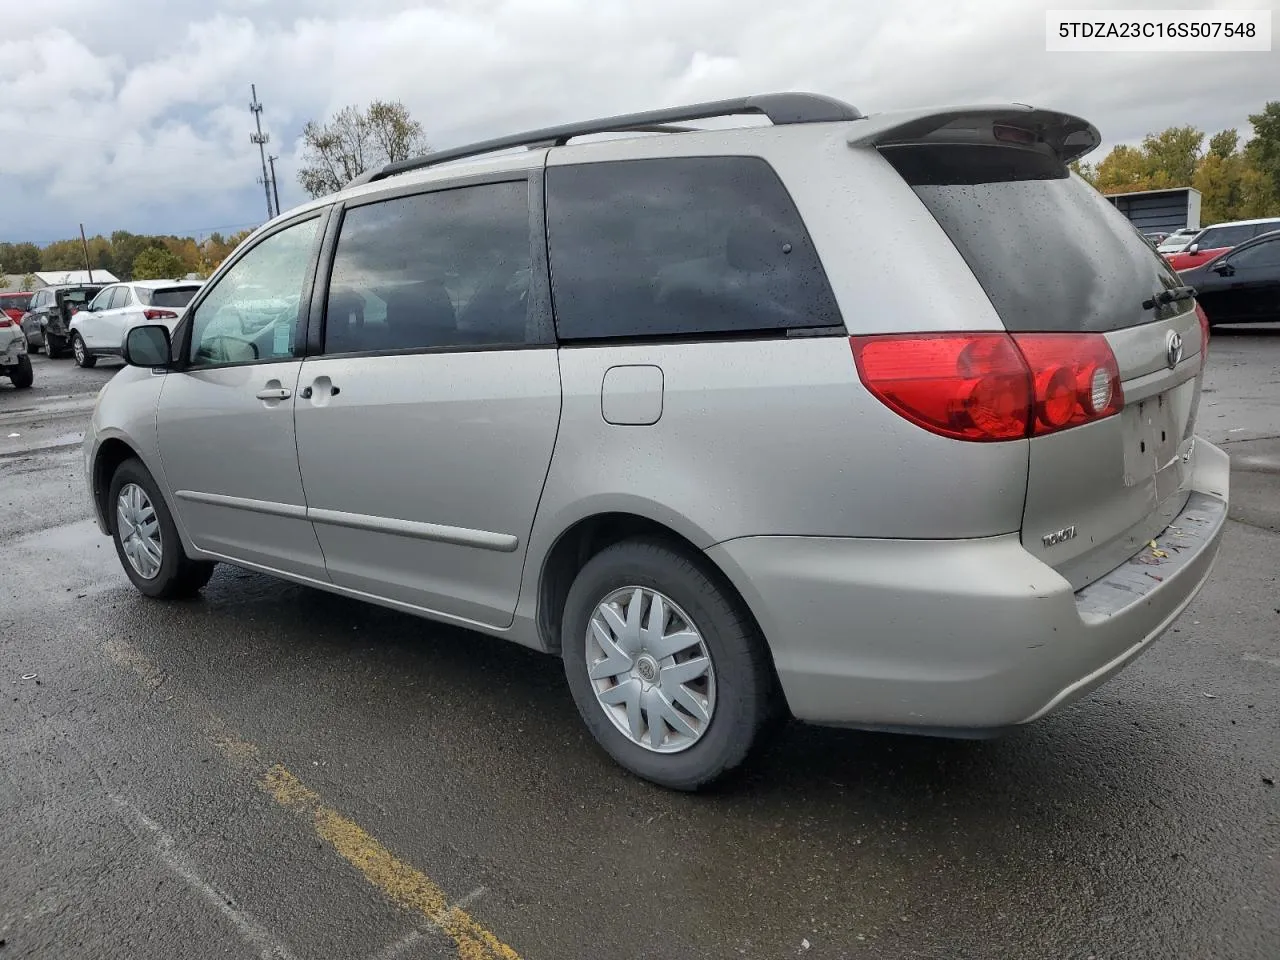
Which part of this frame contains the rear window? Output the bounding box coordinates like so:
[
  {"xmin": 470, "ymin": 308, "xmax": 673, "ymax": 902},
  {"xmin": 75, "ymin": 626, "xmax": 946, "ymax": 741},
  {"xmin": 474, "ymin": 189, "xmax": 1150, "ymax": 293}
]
[
  {"xmin": 60, "ymin": 288, "xmax": 95, "ymax": 305},
  {"xmin": 546, "ymin": 156, "xmax": 841, "ymax": 340},
  {"xmin": 883, "ymin": 144, "xmax": 1179, "ymax": 333},
  {"xmin": 142, "ymin": 286, "xmax": 200, "ymax": 308},
  {"xmin": 0, "ymin": 293, "xmax": 32, "ymax": 311}
]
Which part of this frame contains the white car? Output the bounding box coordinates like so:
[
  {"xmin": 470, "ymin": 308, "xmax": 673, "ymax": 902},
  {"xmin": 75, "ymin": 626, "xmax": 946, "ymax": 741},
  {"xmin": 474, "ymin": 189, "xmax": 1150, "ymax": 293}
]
[
  {"xmin": 0, "ymin": 307, "xmax": 32, "ymax": 388},
  {"xmin": 69, "ymin": 280, "xmax": 203, "ymax": 368}
]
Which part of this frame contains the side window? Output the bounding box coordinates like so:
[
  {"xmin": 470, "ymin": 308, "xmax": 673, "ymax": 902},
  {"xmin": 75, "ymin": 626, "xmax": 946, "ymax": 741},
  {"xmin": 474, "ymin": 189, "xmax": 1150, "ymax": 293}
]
[
  {"xmin": 114, "ymin": 287, "xmax": 133, "ymax": 308},
  {"xmin": 188, "ymin": 217, "xmax": 320, "ymax": 367},
  {"xmin": 546, "ymin": 157, "xmax": 841, "ymax": 340},
  {"xmin": 87, "ymin": 287, "xmax": 112, "ymax": 312},
  {"xmin": 1202, "ymin": 225, "xmax": 1254, "ymax": 249},
  {"xmin": 1226, "ymin": 237, "xmax": 1280, "ymax": 269},
  {"xmin": 322, "ymin": 180, "xmax": 532, "ymax": 355}
]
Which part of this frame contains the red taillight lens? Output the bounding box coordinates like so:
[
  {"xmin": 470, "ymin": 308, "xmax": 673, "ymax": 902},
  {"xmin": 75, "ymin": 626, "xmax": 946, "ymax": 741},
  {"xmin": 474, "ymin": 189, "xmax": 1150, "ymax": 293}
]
[
  {"xmin": 1195, "ymin": 302, "xmax": 1210, "ymax": 365},
  {"xmin": 851, "ymin": 332, "xmax": 1124, "ymax": 442},
  {"xmin": 1011, "ymin": 333, "xmax": 1123, "ymax": 435},
  {"xmin": 850, "ymin": 334, "xmax": 1031, "ymax": 441},
  {"xmin": 0, "ymin": 317, "xmax": 11, "ymax": 328},
  {"xmin": 143, "ymin": 309, "xmax": 178, "ymax": 321}
]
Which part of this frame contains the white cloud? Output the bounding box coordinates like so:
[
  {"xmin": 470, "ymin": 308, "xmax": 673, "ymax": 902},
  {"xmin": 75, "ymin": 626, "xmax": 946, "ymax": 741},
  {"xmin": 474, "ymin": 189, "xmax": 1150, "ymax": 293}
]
[{"xmin": 0, "ymin": 0, "xmax": 1276, "ymax": 240}]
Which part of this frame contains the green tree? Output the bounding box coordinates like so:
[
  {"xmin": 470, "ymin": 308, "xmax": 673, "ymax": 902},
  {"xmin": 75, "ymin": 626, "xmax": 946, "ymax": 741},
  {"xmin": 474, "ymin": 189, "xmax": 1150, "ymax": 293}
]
[
  {"xmin": 1245, "ymin": 101, "xmax": 1280, "ymax": 197},
  {"xmin": 298, "ymin": 100, "xmax": 432, "ymax": 198},
  {"xmin": 1094, "ymin": 144, "xmax": 1158, "ymax": 192},
  {"xmin": 132, "ymin": 246, "xmax": 185, "ymax": 280},
  {"xmin": 21, "ymin": 272, "xmax": 37, "ymax": 290},
  {"xmin": 0, "ymin": 241, "xmax": 41, "ymax": 273},
  {"xmin": 1070, "ymin": 160, "xmax": 1097, "ymax": 186},
  {"xmin": 1140, "ymin": 126, "xmax": 1203, "ymax": 186},
  {"xmin": 1208, "ymin": 129, "xmax": 1239, "ymax": 160},
  {"xmin": 0, "ymin": 275, "xmax": 8, "ymax": 289}
]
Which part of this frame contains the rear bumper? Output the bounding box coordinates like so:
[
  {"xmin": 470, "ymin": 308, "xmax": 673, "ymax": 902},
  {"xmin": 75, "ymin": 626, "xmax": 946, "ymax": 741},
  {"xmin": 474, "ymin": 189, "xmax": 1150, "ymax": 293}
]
[{"xmin": 707, "ymin": 438, "xmax": 1230, "ymax": 731}]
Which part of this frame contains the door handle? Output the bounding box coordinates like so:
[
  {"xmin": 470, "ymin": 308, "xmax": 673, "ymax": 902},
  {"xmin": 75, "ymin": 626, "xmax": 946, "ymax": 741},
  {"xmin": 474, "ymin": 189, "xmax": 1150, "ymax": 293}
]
[{"xmin": 255, "ymin": 387, "xmax": 291, "ymax": 401}]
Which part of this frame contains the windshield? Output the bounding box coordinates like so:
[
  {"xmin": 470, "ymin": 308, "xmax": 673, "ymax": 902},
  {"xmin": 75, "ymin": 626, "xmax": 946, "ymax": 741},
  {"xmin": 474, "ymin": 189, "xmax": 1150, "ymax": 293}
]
[{"xmin": 1158, "ymin": 236, "xmax": 1192, "ymax": 252}]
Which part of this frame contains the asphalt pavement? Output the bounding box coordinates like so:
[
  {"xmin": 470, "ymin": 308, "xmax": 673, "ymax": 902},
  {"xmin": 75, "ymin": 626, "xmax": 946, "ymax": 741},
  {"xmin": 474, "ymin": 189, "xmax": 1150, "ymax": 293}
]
[{"xmin": 1, "ymin": 336, "xmax": 1278, "ymax": 960}]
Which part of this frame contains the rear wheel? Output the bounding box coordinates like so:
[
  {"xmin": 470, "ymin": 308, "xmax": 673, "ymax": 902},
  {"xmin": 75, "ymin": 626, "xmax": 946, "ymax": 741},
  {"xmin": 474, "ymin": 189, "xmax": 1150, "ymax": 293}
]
[
  {"xmin": 108, "ymin": 458, "xmax": 215, "ymax": 599},
  {"xmin": 561, "ymin": 538, "xmax": 773, "ymax": 790},
  {"xmin": 45, "ymin": 332, "xmax": 66, "ymax": 358},
  {"xmin": 72, "ymin": 333, "xmax": 96, "ymax": 368},
  {"xmin": 8, "ymin": 355, "xmax": 33, "ymax": 389}
]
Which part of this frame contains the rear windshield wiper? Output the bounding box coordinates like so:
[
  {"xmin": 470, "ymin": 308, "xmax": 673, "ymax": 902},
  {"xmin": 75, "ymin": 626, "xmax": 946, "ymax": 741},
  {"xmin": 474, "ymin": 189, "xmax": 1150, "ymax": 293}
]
[{"xmin": 1142, "ymin": 285, "xmax": 1196, "ymax": 311}]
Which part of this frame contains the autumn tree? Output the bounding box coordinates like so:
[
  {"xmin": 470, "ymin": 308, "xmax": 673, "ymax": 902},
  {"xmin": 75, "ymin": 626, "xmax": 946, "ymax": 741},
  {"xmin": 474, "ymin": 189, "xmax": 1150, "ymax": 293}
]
[
  {"xmin": 297, "ymin": 100, "xmax": 432, "ymax": 198},
  {"xmin": 132, "ymin": 246, "xmax": 185, "ymax": 280},
  {"xmin": 1245, "ymin": 101, "xmax": 1280, "ymax": 197}
]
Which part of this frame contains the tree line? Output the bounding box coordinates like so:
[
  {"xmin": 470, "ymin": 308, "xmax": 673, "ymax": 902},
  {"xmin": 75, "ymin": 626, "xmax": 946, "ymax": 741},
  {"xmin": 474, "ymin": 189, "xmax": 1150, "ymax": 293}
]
[
  {"xmin": 1074, "ymin": 101, "xmax": 1280, "ymax": 223},
  {"xmin": 0, "ymin": 229, "xmax": 254, "ymax": 289}
]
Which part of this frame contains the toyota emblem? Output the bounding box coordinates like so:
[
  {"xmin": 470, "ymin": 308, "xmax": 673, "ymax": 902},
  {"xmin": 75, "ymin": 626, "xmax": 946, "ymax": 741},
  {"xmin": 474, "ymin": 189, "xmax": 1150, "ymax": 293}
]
[{"xmin": 1166, "ymin": 330, "xmax": 1183, "ymax": 369}]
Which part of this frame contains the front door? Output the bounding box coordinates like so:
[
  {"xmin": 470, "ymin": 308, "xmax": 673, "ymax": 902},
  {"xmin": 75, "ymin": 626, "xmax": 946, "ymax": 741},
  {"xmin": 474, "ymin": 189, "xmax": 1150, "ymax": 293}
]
[
  {"xmin": 294, "ymin": 179, "xmax": 561, "ymax": 628},
  {"xmin": 156, "ymin": 214, "xmax": 329, "ymax": 579},
  {"xmin": 79, "ymin": 285, "xmax": 121, "ymax": 349}
]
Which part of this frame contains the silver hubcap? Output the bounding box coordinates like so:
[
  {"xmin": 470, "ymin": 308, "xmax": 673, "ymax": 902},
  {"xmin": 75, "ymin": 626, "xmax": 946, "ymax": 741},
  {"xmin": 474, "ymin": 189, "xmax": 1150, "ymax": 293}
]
[
  {"xmin": 74, "ymin": 338, "xmax": 84, "ymax": 361},
  {"xmin": 587, "ymin": 586, "xmax": 716, "ymax": 754},
  {"xmin": 116, "ymin": 483, "xmax": 162, "ymax": 579}
]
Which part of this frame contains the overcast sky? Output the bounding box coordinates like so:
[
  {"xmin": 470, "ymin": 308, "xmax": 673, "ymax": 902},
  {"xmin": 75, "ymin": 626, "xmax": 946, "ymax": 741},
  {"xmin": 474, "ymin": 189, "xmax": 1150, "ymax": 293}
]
[{"xmin": 0, "ymin": 0, "xmax": 1276, "ymax": 243}]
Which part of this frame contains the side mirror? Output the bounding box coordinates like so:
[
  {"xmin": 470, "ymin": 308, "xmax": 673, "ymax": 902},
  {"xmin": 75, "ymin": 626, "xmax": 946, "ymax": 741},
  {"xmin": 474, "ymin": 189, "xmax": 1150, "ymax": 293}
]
[
  {"xmin": 1188, "ymin": 243, "xmax": 1199, "ymax": 255},
  {"xmin": 1212, "ymin": 262, "xmax": 1234, "ymax": 277},
  {"xmin": 124, "ymin": 324, "xmax": 173, "ymax": 368}
]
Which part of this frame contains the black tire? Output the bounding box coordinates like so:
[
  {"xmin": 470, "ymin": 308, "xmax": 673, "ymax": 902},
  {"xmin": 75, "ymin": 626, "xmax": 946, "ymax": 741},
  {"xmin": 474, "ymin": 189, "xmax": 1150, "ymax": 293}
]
[
  {"xmin": 108, "ymin": 458, "xmax": 216, "ymax": 599},
  {"xmin": 9, "ymin": 355, "xmax": 33, "ymax": 389},
  {"xmin": 562, "ymin": 537, "xmax": 773, "ymax": 791},
  {"xmin": 72, "ymin": 333, "xmax": 96, "ymax": 368},
  {"xmin": 45, "ymin": 333, "xmax": 66, "ymax": 358}
]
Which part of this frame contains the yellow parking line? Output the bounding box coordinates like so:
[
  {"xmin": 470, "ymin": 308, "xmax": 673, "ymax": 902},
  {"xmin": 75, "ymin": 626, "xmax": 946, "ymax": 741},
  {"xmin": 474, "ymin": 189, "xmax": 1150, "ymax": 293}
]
[
  {"xmin": 262, "ymin": 765, "xmax": 521, "ymax": 960},
  {"xmin": 103, "ymin": 637, "xmax": 520, "ymax": 959}
]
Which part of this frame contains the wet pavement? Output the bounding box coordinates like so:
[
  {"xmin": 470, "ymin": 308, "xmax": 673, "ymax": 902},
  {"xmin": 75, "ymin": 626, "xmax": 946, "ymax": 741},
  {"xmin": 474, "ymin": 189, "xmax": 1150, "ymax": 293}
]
[{"xmin": 2, "ymin": 335, "xmax": 1278, "ymax": 959}]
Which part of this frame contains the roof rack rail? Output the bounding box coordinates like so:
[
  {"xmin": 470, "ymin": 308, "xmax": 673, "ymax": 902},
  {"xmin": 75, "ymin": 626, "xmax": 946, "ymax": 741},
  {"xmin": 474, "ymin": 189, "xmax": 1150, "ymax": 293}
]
[{"xmin": 349, "ymin": 93, "xmax": 862, "ymax": 187}]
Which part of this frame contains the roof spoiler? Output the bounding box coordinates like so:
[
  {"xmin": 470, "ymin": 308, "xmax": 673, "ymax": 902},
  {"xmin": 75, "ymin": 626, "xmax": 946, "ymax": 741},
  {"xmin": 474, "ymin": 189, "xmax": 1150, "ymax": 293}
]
[{"xmin": 849, "ymin": 105, "xmax": 1101, "ymax": 164}]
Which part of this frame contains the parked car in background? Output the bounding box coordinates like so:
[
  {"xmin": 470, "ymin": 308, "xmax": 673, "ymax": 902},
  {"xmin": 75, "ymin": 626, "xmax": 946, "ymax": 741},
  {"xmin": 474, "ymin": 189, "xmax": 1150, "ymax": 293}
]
[
  {"xmin": 1157, "ymin": 228, "xmax": 1198, "ymax": 255},
  {"xmin": 21, "ymin": 284, "xmax": 104, "ymax": 356},
  {"xmin": 0, "ymin": 305, "xmax": 32, "ymax": 389},
  {"xmin": 69, "ymin": 279, "xmax": 202, "ymax": 367},
  {"xmin": 1167, "ymin": 217, "xmax": 1280, "ymax": 271},
  {"xmin": 0, "ymin": 291, "xmax": 33, "ymax": 324},
  {"xmin": 86, "ymin": 95, "xmax": 1229, "ymax": 789},
  {"xmin": 1179, "ymin": 230, "xmax": 1280, "ymax": 326}
]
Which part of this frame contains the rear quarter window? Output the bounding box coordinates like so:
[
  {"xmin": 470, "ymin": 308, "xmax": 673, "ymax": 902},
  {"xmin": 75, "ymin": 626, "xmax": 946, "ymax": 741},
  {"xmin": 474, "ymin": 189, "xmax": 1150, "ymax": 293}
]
[{"xmin": 546, "ymin": 156, "xmax": 841, "ymax": 340}]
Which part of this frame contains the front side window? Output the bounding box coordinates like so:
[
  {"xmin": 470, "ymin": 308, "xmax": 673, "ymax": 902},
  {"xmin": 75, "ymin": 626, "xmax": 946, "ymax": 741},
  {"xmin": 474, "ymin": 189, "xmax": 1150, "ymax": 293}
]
[
  {"xmin": 188, "ymin": 218, "xmax": 319, "ymax": 367},
  {"xmin": 322, "ymin": 180, "xmax": 533, "ymax": 355},
  {"xmin": 88, "ymin": 287, "xmax": 115, "ymax": 312},
  {"xmin": 1226, "ymin": 236, "xmax": 1280, "ymax": 269},
  {"xmin": 546, "ymin": 157, "xmax": 841, "ymax": 340}
]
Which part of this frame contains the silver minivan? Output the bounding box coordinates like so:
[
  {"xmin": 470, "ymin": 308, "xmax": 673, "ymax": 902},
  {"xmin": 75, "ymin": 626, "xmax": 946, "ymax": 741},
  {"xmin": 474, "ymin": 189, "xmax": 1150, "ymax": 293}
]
[{"xmin": 86, "ymin": 94, "xmax": 1229, "ymax": 789}]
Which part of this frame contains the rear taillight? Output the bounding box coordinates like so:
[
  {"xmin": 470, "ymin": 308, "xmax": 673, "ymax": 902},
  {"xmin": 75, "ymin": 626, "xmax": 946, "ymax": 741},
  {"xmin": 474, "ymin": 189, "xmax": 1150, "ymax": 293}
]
[
  {"xmin": 0, "ymin": 317, "xmax": 11, "ymax": 328},
  {"xmin": 850, "ymin": 332, "xmax": 1124, "ymax": 442},
  {"xmin": 144, "ymin": 309, "xmax": 178, "ymax": 321},
  {"xmin": 1195, "ymin": 302, "xmax": 1210, "ymax": 365}
]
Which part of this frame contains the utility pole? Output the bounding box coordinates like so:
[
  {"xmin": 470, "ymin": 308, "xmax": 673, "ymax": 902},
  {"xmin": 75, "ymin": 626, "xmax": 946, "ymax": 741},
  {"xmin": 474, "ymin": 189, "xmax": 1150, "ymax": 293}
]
[
  {"xmin": 79, "ymin": 223, "xmax": 94, "ymax": 283},
  {"xmin": 267, "ymin": 155, "xmax": 282, "ymax": 218},
  {"xmin": 249, "ymin": 84, "xmax": 274, "ymax": 220}
]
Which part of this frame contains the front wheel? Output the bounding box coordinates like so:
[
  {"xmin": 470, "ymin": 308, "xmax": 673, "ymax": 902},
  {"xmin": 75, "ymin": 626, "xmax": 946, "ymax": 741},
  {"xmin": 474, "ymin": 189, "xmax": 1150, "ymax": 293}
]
[
  {"xmin": 108, "ymin": 458, "xmax": 215, "ymax": 599},
  {"xmin": 562, "ymin": 538, "xmax": 774, "ymax": 790},
  {"xmin": 8, "ymin": 355, "xmax": 33, "ymax": 389},
  {"xmin": 72, "ymin": 333, "xmax": 96, "ymax": 368}
]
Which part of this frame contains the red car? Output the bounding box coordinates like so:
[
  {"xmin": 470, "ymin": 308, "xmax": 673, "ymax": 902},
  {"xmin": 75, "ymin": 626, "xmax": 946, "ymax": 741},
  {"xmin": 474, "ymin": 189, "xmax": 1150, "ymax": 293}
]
[
  {"xmin": 1166, "ymin": 217, "xmax": 1280, "ymax": 271},
  {"xmin": 0, "ymin": 291, "xmax": 33, "ymax": 324}
]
